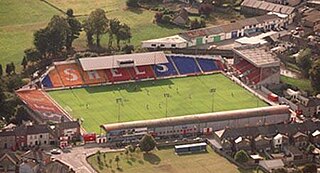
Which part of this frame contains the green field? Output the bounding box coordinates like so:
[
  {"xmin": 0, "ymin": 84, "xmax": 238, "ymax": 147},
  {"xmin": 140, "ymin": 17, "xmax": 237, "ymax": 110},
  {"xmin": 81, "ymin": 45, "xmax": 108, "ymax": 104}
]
[
  {"xmin": 280, "ymin": 75, "xmax": 313, "ymax": 92},
  {"xmin": 0, "ymin": 0, "xmax": 183, "ymax": 72},
  {"xmin": 49, "ymin": 74, "xmax": 267, "ymax": 132},
  {"xmin": 0, "ymin": 0, "xmax": 60, "ymax": 71},
  {"xmin": 88, "ymin": 147, "xmax": 256, "ymax": 173}
]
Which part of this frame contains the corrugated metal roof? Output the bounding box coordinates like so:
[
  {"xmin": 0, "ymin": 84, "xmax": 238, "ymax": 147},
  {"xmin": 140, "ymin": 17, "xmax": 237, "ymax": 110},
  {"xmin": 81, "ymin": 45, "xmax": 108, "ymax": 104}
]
[
  {"xmin": 241, "ymin": 0, "xmax": 295, "ymax": 15},
  {"xmin": 177, "ymin": 14, "xmax": 279, "ymax": 39},
  {"xmin": 101, "ymin": 105, "xmax": 289, "ymax": 132},
  {"xmin": 79, "ymin": 52, "xmax": 168, "ymax": 71},
  {"xmin": 233, "ymin": 45, "xmax": 280, "ymax": 67}
]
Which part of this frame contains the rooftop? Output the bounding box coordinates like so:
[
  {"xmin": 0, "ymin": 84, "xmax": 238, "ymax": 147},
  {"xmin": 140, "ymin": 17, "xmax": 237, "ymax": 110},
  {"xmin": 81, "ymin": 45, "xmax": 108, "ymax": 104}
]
[
  {"xmin": 241, "ymin": 0, "xmax": 295, "ymax": 15},
  {"xmin": 101, "ymin": 105, "xmax": 289, "ymax": 132},
  {"xmin": 142, "ymin": 35, "xmax": 188, "ymax": 44},
  {"xmin": 79, "ymin": 52, "xmax": 168, "ymax": 71},
  {"xmin": 233, "ymin": 45, "xmax": 280, "ymax": 67}
]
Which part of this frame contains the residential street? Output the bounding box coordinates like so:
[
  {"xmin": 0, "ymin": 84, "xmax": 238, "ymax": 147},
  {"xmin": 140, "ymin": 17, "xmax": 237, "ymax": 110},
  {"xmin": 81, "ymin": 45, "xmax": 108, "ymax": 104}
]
[{"xmin": 51, "ymin": 145, "xmax": 120, "ymax": 173}]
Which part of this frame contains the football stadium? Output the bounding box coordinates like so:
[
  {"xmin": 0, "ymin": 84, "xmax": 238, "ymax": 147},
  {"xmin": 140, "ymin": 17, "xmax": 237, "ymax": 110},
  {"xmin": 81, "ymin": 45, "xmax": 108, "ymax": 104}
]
[{"xmin": 17, "ymin": 52, "xmax": 273, "ymax": 134}]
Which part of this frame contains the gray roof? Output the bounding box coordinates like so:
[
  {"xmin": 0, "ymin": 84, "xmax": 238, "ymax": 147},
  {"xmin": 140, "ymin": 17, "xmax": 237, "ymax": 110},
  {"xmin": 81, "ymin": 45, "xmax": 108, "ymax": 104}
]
[
  {"xmin": 101, "ymin": 105, "xmax": 289, "ymax": 132},
  {"xmin": 233, "ymin": 45, "xmax": 280, "ymax": 67},
  {"xmin": 241, "ymin": 0, "xmax": 295, "ymax": 15},
  {"xmin": 79, "ymin": 52, "xmax": 168, "ymax": 71},
  {"xmin": 178, "ymin": 14, "xmax": 279, "ymax": 39}
]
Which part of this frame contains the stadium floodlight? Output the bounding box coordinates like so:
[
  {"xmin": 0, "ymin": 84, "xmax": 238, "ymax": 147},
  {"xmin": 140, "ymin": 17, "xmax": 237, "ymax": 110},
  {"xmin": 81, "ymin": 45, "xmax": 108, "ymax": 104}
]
[
  {"xmin": 116, "ymin": 98, "xmax": 123, "ymax": 123},
  {"xmin": 210, "ymin": 88, "xmax": 216, "ymax": 112},
  {"xmin": 164, "ymin": 93, "xmax": 170, "ymax": 118}
]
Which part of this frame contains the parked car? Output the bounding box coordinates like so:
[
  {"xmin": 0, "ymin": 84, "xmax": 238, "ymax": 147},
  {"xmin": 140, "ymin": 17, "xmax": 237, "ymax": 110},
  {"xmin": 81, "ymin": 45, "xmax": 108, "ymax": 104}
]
[{"xmin": 50, "ymin": 148, "xmax": 62, "ymax": 155}]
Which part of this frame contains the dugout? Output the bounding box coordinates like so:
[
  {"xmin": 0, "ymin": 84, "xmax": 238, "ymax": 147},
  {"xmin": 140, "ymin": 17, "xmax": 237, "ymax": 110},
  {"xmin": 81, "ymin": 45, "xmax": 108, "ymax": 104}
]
[{"xmin": 175, "ymin": 142, "xmax": 207, "ymax": 154}]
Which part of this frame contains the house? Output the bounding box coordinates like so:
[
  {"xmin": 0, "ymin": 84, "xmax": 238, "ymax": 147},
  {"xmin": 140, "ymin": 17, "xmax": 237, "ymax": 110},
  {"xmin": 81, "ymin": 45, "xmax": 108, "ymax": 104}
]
[
  {"xmin": 172, "ymin": 8, "xmax": 189, "ymax": 26},
  {"xmin": 43, "ymin": 160, "xmax": 75, "ymax": 173},
  {"xmin": 241, "ymin": 0, "xmax": 296, "ymax": 23},
  {"xmin": 254, "ymin": 135, "xmax": 272, "ymax": 152},
  {"xmin": 213, "ymin": 129, "xmax": 234, "ymax": 152},
  {"xmin": 296, "ymin": 96, "xmax": 320, "ymax": 117},
  {"xmin": 0, "ymin": 130, "xmax": 16, "ymax": 150},
  {"xmin": 273, "ymin": 133, "xmax": 289, "ymax": 150},
  {"xmin": 293, "ymin": 131, "xmax": 309, "ymax": 148},
  {"xmin": 284, "ymin": 146, "xmax": 304, "ymax": 161},
  {"xmin": 55, "ymin": 121, "xmax": 81, "ymax": 141},
  {"xmin": 142, "ymin": 13, "xmax": 287, "ymax": 49},
  {"xmin": 0, "ymin": 151, "xmax": 20, "ymax": 173},
  {"xmin": 20, "ymin": 149, "xmax": 51, "ymax": 173},
  {"xmin": 265, "ymin": 0, "xmax": 301, "ymax": 6},
  {"xmin": 234, "ymin": 136, "xmax": 251, "ymax": 151},
  {"xmin": 302, "ymin": 11, "xmax": 320, "ymax": 31},
  {"xmin": 311, "ymin": 130, "xmax": 320, "ymax": 145},
  {"xmin": 19, "ymin": 161, "xmax": 38, "ymax": 173},
  {"xmin": 16, "ymin": 124, "xmax": 55, "ymax": 147},
  {"xmin": 259, "ymin": 159, "xmax": 285, "ymax": 172}
]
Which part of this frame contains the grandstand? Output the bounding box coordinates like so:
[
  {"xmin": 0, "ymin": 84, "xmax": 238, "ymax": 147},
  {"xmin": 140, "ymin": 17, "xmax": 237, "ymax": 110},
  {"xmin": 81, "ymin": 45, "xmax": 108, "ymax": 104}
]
[
  {"xmin": 16, "ymin": 89, "xmax": 68, "ymax": 123},
  {"xmin": 232, "ymin": 45, "xmax": 280, "ymax": 85},
  {"xmin": 101, "ymin": 105, "xmax": 289, "ymax": 142},
  {"xmin": 40, "ymin": 52, "xmax": 223, "ymax": 89}
]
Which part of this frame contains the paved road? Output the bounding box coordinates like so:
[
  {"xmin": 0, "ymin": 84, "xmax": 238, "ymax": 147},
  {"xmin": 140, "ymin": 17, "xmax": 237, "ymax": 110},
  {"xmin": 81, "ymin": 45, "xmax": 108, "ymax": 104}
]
[{"xmin": 52, "ymin": 145, "xmax": 121, "ymax": 173}]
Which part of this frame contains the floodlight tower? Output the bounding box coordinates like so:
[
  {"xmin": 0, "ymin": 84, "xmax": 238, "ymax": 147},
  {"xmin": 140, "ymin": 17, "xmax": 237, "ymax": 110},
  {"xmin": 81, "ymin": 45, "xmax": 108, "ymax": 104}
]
[
  {"xmin": 116, "ymin": 98, "xmax": 123, "ymax": 123},
  {"xmin": 164, "ymin": 93, "xmax": 170, "ymax": 118},
  {"xmin": 210, "ymin": 88, "xmax": 216, "ymax": 112}
]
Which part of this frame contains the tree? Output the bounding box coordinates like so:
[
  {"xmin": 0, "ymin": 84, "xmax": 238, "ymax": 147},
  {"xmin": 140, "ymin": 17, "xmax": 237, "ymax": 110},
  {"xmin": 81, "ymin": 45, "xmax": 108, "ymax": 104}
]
[
  {"xmin": 5, "ymin": 63, "xmax": 12, "ymax": 75},
  {"xmin": 122, "ymin": 44, "xmax": 134, "ymax": 54},
  {"xmin": 66, "ymin": 10, "xmax": 82, "ymax": 50},
  {"xmin": 0, "ymin": 64, "xmax": 3, "ymax": 77},
  {"xmin": 46, "ymin": 15, "xmax": 70, "ymax": 57},
  {"xmin": 309, "ymin": 59, "xmax": 320, "ymax": 93},
  {"xmin": 34, "ymin": 28, "xmax": 50, "ymax": 58},
  {"xmin": 198, "ymin": 3, "xmax": 213, "ymax": 17},
  {"xmin": 10, "ymin": 62, "xmax": 15, "ymax": 74},
  {"xmin": 139, "ymin": 134, "xmax": 156, "ymax": 153},
  {"xmin": 272, "ymin": 168, "xmax": 288, "ymax": 173},
  {"xmin": 66, "ymin": 8, "xmax": 74, "ymax": 17},
  {"xmin": 23, "ymin": 48, "xmax": 41, "ymax": 63},
  {"xmin": 115, "ymin": 24, "xmax": 132, "ymax": 50},
  {"xmin": 234, "ymin": 150, "xmax": 249, "ymax": 163},
  {"xmin": 21, "ymin": 57, "xmax": 28, "ymax": 69},
  {"xmin": 83, "ymin": 9, "xmax": 109, "ymax": 48},
  {"xmin": 7, "ymin": 75, "xmax": 24, "ymax": 91},
  {"xmin": 14, "ymin": 105, "xmax": 29, "ymax": 125},
  {"xmin": 154, "ymin": 12, "xmax": 163, "ymax": 23},
  {"xmin": 302, "ymin": 164, "xmax": 317, "ymax": 173},
  {"xmin": 296, "ymin": 48, "xmax": 312, "ymax": 78},
  {"xmin": 108, "ymin": 18, "xmax": 121, "ymax": 47},
  {"xmin": 190, "ymin": 19, "xmax": 201, "ymax": 30},
  {"xmin": 114, "ymin": 155, "xmax": 120, "ymax": 169},
  {"xmin": 126, "ymin": 0, "xmax": 140, "ymax": 8}
]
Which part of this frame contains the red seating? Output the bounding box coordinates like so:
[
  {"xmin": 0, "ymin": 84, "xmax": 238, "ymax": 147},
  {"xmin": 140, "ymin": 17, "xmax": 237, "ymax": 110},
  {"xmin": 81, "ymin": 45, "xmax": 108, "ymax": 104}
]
[
  {"xmin": 105, "ymin": 68, "xmax": 132, "ymax": 82},
  {"xmin": 81, "ymin": 69, "xmax": 108, "ymax": 85},
  {"xmin": 16, "ymin": 89, "xmax": 65, "ymax": 122},
  {"xmin": 48, "ymin": 68, "xmax": 64, "ymax": 88},
  {"xmin": 127, "ymin": 65, "xmax": 155, "ymax": 80},
  {"xmin": 55, "ymin": 63, "xmax": 84, "ymax": 87},
  {"xmin": 247, "ymin": 68, "xmax": 261, "ymax": 84}
]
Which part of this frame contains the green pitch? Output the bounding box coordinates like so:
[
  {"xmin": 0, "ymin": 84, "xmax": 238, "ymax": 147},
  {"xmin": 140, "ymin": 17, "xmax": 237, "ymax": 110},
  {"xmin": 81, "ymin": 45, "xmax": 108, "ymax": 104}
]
[{"xmin": 48, "ymin": 74, "xmax": 268, "ymax": 133}]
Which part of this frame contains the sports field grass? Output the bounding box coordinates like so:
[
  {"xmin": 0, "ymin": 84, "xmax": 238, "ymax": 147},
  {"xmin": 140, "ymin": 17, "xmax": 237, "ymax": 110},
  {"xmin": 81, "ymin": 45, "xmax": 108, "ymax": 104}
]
[
  {"xmin": 0, "ymin": 0, "xmax": 60, "ymax": 72},
  {"xmin": 47, "ymin": 0, "xmax": 184, "ymax": 48},
  {"xmin": 48, "ymin": 74, "xmax": 268, "ymax": 133},
  {"xmin": 0, "ymin": 0, "xmax": 183, "ymax": 71},
  {"xmin": 87, "ymin": 147, "xmax": 257, "ymax": 173}
]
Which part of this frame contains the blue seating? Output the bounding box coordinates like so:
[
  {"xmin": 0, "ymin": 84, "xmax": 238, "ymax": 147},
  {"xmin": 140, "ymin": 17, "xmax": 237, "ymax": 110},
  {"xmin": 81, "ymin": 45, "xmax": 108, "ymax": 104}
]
[
  {"xmin": 41, "ymin": 75, "xmax": 53, "ymax": 88},
  {"xmin": 197, "ymin": 58, "xmax": 219, "ymax": 72},
  {"xmin": 170, "ymin": 55, "xmax": 201, "ymax": 75},
  {"xmin": 153, "ymin": 57, "xmax": 178, "ymax": 77}
]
